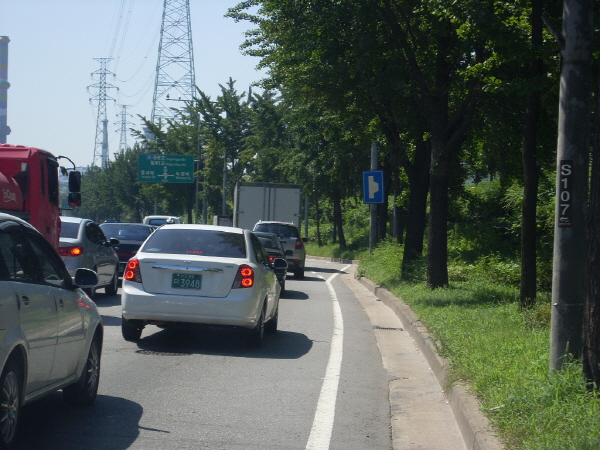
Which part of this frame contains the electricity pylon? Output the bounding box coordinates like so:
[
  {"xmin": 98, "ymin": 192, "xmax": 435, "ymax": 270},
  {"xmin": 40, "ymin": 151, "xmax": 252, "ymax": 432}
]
[
  {"xmin": 151, "ymin": 0, "xmax": 196, "ymax": 124},
  {"xmin": 115, "ymin": 104, "xmax": 134, "ymax": 152},
  {"xmin": 89, "ymin": 57, "xmax": 118, "ymax": 168}
]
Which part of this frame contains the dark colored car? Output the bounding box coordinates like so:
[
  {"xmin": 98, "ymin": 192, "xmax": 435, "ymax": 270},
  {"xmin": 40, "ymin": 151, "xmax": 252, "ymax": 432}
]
[
  {"xmin": 254, "ymin": 231, "xmax": 290, "ymax": 291},
  {"xmin": 99, "ymin": 223, "xmax": 156, "ymax": 275}
]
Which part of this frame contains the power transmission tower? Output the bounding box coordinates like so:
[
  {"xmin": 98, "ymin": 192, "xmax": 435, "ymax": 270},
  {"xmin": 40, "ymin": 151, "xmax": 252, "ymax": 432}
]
[
  {"xmin": 151, "ymin": 0, "xmax": 196, "ymax": 124},
  {"xmin": 115, "ymin": 104, "xmax": 134, "ymax": 152},
  {"xmin": 88, "ymin": 57, "xmax": 118, "ymax": 168}
]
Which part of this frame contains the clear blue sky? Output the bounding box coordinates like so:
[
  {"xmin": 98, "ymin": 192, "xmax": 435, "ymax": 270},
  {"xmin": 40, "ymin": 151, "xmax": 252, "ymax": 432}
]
[{"xmin": 2, "ymin": 0, "xmax": 263, "ymax": 167}]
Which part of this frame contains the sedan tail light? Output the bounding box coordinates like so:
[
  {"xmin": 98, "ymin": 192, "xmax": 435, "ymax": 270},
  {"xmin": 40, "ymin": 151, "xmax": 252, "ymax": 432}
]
[
  {"xmin": 124, "ymin": 258, "xmax": 142, "ymax": 283},
  {"xmin": 232, "ymin": 264, "xmax": 254, "ymax": 288},
  {"xmin": 58, "ymin": 246, "xmax": 84, "ymax": 257},
  {"xmin": 295, "ymin": 238, "xmax": 304, "ymax": 250}
]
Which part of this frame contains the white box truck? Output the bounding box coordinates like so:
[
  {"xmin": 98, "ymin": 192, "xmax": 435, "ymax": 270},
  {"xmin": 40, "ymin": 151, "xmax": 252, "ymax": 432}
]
[{"xmin": 233, "ymin": 182, "xmax": 303, "ymax": 230}]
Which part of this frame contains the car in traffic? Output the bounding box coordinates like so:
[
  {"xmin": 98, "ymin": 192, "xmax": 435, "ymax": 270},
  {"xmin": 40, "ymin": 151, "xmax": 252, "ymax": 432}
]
[
  {"xmin": 0, "ymin": 213, "xmax": 104, "ymax": 449},
  {"xmin": 252, "ymin": 221, "xmax": 307, "ymax": 279},
  {"xmin": 121, "ymin": 224, "xmax": 288, "ymax": 347},
  {"xmin": 142, "ymin": 215, "xmax": 181, "ymax": 226},
  {"xmin": 253, "ymin": 231, "xmax": 290, "ymax": 292},
  {"xmin": 59, "ymin": 216, "xmax": 120, "ymax": 298},
  {"xmin": 99, "ymin": 222, "xmax": 156, "ymax": 275}
]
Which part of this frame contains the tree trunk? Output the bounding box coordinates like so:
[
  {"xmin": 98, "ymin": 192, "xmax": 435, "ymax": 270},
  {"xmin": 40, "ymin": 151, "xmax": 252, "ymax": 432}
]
[
  {"xmin": 427, "ymin": 138, "xmax": 450, "ymax": 288},
  {"xmin": 315, "ymin": 191, "xmax": 322, "ymax": 247},
  {"xmin": 519, "ymin": 0, "xmax": 543, "ymax": 308},
  {"xmin": 402, "ymin": 139, "xmax": 431, "ymax": 278},
  {"xmin": 377, "ymin": 202, "xmax": 387, "ymax": 242},
  {"xmin": 332, "ymin": 188, "xmax": 346, "ymax": 250}
]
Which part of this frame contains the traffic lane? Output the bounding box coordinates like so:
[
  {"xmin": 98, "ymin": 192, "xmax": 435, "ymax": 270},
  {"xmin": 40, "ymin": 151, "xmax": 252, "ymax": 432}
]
[
  {"xmin": 304, "ymin": 261, "xmax": 392, "ymax": 450},
  {"xmin": 14, "ymin": 261, "xmax": 392, "ymax": 450}
]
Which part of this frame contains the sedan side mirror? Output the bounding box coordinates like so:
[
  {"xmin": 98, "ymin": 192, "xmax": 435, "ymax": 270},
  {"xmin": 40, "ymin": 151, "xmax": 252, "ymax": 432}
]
[
  {"xmin": 73, "ymin": 268, "xmax": 99, "ymax": 289},
  {"xmin": 272, "ymin": 258, "xmax": 288, "ymax": 270}
]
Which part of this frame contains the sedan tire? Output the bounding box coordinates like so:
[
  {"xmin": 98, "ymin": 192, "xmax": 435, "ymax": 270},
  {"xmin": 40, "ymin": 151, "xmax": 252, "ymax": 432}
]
[
  {"xmin": 122, "ymin": 316, "xmax": 143, "ymax": 342},
  {"xmin": 63, "ymin": 333, "xmax": 101, "ymax": 407},
  {"xmin": 0, "ymin": 360, "xmax": 21, "ymax": 450},
  {"xmin": 247, "ymin": 307, "xmax": 265, "ymax": 348},
  {"xmin": 265, "ymin": 302, "xmax": 279, "ymax": 334},
  {"xmin": 105, "ymin": 267, "xmax": 119, "ymax": 296}
]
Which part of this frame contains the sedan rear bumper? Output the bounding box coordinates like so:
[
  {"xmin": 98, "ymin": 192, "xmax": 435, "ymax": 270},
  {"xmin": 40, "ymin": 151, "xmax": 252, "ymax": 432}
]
[{"xmin": 121, "ymin": 282, "xmax": 262, "ymax": 329}]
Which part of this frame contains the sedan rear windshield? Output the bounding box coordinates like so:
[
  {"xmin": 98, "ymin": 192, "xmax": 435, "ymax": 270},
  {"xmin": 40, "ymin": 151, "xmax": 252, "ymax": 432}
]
[
  {"xmin": 253, "ymin": 224, "xmax": 299, "ymax": 238},
  {"xmin": 101, "ymin": 224, "xmax": 153, "ymax": 242},
  {"xmin": 141, "ymin": 229, "xmax": 246, "ymax": 258},
  {"xmin": 60, "ymin": 222, "xmax": 80, "ymax": 239}
]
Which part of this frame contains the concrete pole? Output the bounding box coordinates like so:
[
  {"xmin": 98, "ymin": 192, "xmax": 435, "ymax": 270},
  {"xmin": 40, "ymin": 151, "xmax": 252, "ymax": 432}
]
[{"xmin": 549, "ymin": 0, "xmax": 593, "ymax": 371}]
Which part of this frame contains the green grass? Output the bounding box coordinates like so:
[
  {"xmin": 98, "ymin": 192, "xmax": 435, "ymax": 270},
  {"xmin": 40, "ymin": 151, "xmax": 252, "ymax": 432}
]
[
  {"xmin": 305, "ymin": 241, "xmax": 366, "ymax": 261},
  {"xmin": 345, "ymin": 240, "xmax": 600, "ymax": 449}
]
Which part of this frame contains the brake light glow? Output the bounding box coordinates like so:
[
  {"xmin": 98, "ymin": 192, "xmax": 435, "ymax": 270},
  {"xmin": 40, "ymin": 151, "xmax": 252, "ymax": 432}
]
[
  {"xmin": 232, "ymin": 264, "xmax": 254, "ymax": 288},
  {"xmin": 124, "ymin": 258, "xmax": 142, "ymax": 283},
  {"xmin": 58, "ymin": 246, "xmax": 84, "ymax": 257},
  {"xmin": 295, "ymin": 238, "xmax": 303, "ymax": 250}
]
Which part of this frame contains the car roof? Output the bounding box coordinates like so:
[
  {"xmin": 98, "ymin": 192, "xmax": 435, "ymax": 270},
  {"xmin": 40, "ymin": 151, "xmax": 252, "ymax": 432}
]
[
  {"xmin": 100, "ymin": 222, "xmax": 152, "ymax": 227},
  {"xmin": 255, "ymin": 221, "xmax": 296, "ymax": 226},
  {"xmin": 60, "ymin": 216, "xmax": 91, "ymax": 224},
  {"xmin": 153, "ymin": 224, "xmax": 246, "ymax": 234},
  {"xmin": 0, "ymin": 212, "xmax": 38, "ymax": 232}
]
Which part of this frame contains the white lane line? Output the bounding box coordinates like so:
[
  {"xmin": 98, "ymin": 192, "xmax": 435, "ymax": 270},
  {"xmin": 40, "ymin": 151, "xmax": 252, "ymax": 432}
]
[{"xmin": 305, "ymin": 265, "xmax": 350, "ymax": 450}]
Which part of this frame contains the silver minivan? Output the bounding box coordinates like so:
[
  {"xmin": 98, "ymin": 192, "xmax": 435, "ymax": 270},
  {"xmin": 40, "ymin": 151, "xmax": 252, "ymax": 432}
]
[{"xmin": 59, "ymin": 217, "xmax": 120, "ymax": 298}]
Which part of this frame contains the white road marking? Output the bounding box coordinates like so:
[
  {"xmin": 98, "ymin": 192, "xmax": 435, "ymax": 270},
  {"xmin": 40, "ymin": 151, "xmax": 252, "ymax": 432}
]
[{"xmin": 305, "ymin": 265, "xmax": 350, "ymax": 450}]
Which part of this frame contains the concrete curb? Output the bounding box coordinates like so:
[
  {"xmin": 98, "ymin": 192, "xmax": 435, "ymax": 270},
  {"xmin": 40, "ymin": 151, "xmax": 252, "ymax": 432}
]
[{"xmin": 308, "ymin": 257, "xmax": 504, "ymax": 450}]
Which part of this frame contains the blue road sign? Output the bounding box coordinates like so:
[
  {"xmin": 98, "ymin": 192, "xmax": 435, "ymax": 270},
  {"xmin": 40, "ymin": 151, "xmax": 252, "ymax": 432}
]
[{"xmin": 363, "ymin": 170, "xmax": 384, "ymax": 204}]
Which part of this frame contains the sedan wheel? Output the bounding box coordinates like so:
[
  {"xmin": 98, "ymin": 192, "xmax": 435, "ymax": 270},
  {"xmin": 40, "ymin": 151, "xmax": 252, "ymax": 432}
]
[
  {"xmin": 279, "ymin": 278, "xmax": 285, "ymax": 293},
  {"xmin": 122, "ymin": 316, "xmax": 143, "ymax": 342},
  {"xmin": 247, "ymin": 307, "xmax": 265, "ymax": 348},
  {"xmin": 0, "ymin": 360, "xmax": 21, "ymax": 449},
  {"xmin": 265, "ymin": 302, "xmax": 279, "ymax": 334},
  {"xmin": 63, "ymin": 334, "xmax": 101, "ymax": 406},
  {"xmin": 105, "ymin": 267, "xmax": 119, "ymax": 296}
]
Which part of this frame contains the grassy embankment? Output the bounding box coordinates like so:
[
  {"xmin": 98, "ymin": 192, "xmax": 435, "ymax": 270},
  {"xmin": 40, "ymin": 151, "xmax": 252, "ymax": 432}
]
[{"xmin": 306, "ymin": 239, "xmax": 600, "ymax": 450}]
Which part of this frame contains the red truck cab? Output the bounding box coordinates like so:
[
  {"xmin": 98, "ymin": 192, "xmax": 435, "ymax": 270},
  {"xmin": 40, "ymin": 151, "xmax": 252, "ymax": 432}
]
[{"xmin": 0, "ymin": 144, "xmax": 62, "ymax": 247}]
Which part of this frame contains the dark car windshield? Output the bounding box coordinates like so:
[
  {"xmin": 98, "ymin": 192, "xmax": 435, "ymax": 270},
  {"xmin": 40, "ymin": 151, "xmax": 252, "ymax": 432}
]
[
  {"xmin": 101, "ymin": 224, "xmax": 153, "ymax": 242},
  {"xmin": 60, "ymin": 222, "xmax": 80, "ymax": 239},
  {"xmin": 141, "ymin": 229, "xmax": 246, "ymax": 258},
  {"xmin": 253, "ymin": 223, "xmax": 299, "ymax": 238},
  {"xmin": 257, "ymin": 237, "xmax": 279, "ymax": 250}
]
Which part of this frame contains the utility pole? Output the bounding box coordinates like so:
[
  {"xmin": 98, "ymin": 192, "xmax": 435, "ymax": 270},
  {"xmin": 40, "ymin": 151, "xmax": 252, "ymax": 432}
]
[
  {"xmin": 370, "ymin": 142, "xmax": 378, "ymax": 254},
  {"xmin": 549, "ymin": 0, "xmax": 593, "ymax": 371},
  {"xmin": 88, "ymin": 58, "xmax": 118, "ymax": 168},
  {"xmin": 151, "ymin": 0, "xmax": 196, "ymax": 124},
  {"xmin": 0, "ymin": 36, "xmax": 11, "ymax": 144}
]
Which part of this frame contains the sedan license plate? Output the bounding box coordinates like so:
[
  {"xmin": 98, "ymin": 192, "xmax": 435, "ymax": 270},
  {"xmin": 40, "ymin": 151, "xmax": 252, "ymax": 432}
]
[{"xmin": 172, "ymin": 273, "xmax": 202, "ymax": 290}]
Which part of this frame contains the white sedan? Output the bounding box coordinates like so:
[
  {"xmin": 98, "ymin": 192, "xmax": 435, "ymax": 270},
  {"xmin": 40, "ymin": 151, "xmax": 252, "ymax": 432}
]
[{"xmin": 121, "ymin": 225, "xmax": 288, "ymax": 347}]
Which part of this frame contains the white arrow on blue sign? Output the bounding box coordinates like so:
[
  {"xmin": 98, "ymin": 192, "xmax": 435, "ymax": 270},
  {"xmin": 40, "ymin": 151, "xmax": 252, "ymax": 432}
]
[{"xmin": 363, "ymin": 170, "xmax": 384, "ymax": 204}]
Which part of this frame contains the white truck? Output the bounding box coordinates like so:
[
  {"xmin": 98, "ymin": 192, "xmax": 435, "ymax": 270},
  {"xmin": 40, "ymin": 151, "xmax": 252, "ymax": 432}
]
[{"xmin": 233, "ymin": 182, "xmax": 303, "ymax": 230}]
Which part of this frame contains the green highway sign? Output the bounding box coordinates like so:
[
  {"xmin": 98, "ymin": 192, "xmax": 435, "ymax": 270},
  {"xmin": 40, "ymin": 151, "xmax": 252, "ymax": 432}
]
[{"xmin": 138, "ymin": 154, "xmax": 194, "ymax": 183}]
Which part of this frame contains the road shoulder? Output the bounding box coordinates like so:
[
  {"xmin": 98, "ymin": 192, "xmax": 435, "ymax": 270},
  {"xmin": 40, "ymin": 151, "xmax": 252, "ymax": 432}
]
[{"xmin": 310, "ymin": 257, "xmax": 505, "ymax": 450}]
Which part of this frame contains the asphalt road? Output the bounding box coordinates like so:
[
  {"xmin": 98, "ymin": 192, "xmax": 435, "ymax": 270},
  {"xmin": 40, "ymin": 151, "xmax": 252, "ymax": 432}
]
[{"xmin": 13, "ymin": 259, "xmax": 464, "ymax": 450}]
